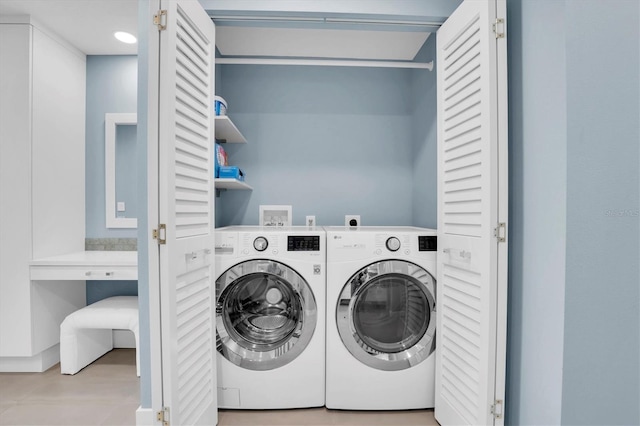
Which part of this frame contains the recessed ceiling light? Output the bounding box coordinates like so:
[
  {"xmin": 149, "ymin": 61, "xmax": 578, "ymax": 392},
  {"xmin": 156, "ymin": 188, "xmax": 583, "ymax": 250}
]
[{"xmin": 114, "ymin": 31, "xmax": 137, "ymax": 44}]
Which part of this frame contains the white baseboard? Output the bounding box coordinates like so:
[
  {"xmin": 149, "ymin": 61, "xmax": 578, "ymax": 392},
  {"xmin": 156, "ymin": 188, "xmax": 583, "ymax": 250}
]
[
  {"xmin": 136, "ymin": 406, "xmax": 156, "ymax": 426},
  {"xmin": 0, "ymin": 344, "xmax": 59, "ymax": 372}
]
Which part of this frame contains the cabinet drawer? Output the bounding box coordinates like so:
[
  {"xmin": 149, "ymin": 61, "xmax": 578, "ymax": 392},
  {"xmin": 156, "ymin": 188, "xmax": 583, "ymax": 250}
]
[{"xmin": 30, "ymin": 265, "xmax": 138, "ymax": 281}]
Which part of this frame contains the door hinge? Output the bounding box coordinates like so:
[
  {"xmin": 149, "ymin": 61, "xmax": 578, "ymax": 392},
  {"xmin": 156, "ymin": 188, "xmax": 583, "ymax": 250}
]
[
  {"xmin": 494, "ymin": 222, "xmax": 506, "ymax": 242},
  {"xmin": 154, "ymin": 9, "xmax": 167, "ymax": 31},
  {"xmin": 493, "ymin": 18, "xmax": 505, "ymax": 39},
  {"xmin": 153, "ymin": 224, "xmax": 167, "ymax": 245},
  {"xmin": 491, "ymin": 399, "xmax": 504, "ymax": 419},
  {"xmin": 156, "ymin": 406, "xmax": 170, "ymax": 426}
]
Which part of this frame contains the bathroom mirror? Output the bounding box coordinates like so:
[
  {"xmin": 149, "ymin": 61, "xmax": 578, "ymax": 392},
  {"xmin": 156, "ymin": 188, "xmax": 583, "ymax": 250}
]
[{"xmin": 105, "ymin": 113, "xmax": 137, "ymax": 228}]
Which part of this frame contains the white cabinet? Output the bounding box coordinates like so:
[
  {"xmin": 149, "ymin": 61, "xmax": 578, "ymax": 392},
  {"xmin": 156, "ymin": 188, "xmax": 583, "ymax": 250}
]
[{"xmin": 0, "ymin": 18, "xmax": 86, "ymax": 371}]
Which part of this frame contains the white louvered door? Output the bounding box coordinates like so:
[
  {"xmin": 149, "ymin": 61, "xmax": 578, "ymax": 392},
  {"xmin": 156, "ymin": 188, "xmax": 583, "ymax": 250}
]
[
  {"xmin": 156, "ymin": 1, "xmax": 217, "ymax": 424},
  {"xmin": 435, "ymin": 0, "xmax": 508, "ymax": 425}
]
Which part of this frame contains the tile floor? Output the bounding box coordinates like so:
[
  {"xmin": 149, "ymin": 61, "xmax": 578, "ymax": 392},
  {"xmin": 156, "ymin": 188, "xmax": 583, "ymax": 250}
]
[{"xmin": 0, "ymin": 349, "xmax": 438, "ymax": 426}]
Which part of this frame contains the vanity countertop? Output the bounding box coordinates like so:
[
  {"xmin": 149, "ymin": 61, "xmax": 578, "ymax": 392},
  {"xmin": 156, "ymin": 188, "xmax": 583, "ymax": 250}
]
[
  {"xmin": 30, "ymin": 250, "xmax": 137, "ymax": 266},
  {"xmin": 30, "ymin": 251, "xmax": 137, "ymax": 280}
]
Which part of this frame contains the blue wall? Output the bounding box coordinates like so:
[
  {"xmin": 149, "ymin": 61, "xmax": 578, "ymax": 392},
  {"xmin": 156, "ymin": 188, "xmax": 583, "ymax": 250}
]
[
  {"xmin": 411, "ymin": 35, "xmax": 438, "ymax": 229},
  {"xmin": 85, "ymin": 56, "xmax": 138, "ymax": 304},
  {"xmin": 506, "ymin": 0, "xmax": 567, "ymax": 424},
  {"xmin": 86, "ymin": 55, "xmax": 138, "ymax": 238},
  {"xmin": 562, "ymin": 1, "xmax": 639, "ymax": 424},
  {"xmin": 86, "ymin": 281, "xmax": 139, "ymax": 305},
  {"xmin": 216, "ymin": 64, "xmax": 425, "ymax": 227},
  {"xmin": 506, "ymin": 0, "xmax": 640, "ymax": 425}
]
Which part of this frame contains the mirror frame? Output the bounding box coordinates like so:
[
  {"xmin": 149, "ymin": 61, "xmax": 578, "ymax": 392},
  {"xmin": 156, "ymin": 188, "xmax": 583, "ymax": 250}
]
[{"xmin": 105, "ymin": 112, "xmax": 137, "ymax": 229}]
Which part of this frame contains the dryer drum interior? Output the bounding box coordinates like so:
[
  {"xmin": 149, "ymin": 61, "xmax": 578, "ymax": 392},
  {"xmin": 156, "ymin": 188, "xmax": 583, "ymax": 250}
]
[
  {"xmin": 337, "ymin": 260, "xmax": 436, "ymax": 371},
  {"xmin": 352, "ymin": 273, "xmax": 430, "ymax": 353},
  {"xmin": 216, "ymin": 259, "xmax": 317, "ymax": 371}
]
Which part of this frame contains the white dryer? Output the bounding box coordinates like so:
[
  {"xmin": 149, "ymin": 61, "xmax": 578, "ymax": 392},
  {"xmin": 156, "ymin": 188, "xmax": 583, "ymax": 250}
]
[
  {"xmin": 214, "ymin": 226, "xmax": 325, "ymax": 409},
  {"xmin": 325, "ymin": 226, "xmax": 437, "ymax": 410}
]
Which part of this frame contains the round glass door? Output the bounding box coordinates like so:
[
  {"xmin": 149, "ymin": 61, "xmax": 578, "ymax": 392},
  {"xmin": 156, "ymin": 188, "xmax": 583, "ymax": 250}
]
[
  {"xmin": 336, "ymin": 260, "xmax": 436, "ymax": 371},
  {"xmin": 216, "ymin": 259, "xmax": 317, "ymax": 371}
]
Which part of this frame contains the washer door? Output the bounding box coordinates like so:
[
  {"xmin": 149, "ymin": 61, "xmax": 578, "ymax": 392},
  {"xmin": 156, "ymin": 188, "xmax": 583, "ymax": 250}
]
[
  {"xmin": 216, "ymin": 259, "xmax": 317, "ymax": 371},
  {"xmin": 337, "ymin": 260, "xmax": 436, "ymax": 371}
]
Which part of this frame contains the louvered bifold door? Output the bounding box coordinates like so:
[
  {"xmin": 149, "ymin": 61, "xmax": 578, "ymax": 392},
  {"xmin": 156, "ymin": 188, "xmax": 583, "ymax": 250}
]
[
  {"xmin": 435, "ymin": 0, "xmax": 508, "ymax": 425},
  {"xmin": 157, "ymin": 1, "xmax": 217, "ymax": 425}
]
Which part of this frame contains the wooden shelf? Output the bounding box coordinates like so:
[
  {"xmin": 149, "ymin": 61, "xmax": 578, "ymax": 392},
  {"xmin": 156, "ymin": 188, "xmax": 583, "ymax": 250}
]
[
  {"xmin": 215, "ymin": 178, "xmax": 253, "ymax": 190},
  {"xmin": 215, "ymin": 116, "xmax": 246, "ymax": 143}
]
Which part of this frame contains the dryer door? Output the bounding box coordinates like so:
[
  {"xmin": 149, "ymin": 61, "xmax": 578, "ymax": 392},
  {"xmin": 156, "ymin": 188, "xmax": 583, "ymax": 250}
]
[
  {"xmin": 337, "ymin": 260, "xmax": 436, "ymax": 371},
  {"xmin": 216, "ymin": 259, "xmax": 317, "ymax": 371}
]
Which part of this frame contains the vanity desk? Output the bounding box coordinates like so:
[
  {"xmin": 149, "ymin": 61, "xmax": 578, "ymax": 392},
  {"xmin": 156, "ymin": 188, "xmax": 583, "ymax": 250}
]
[{"xmin": 30, "ymin": 251, "xmax": 138, "ymax": 281}]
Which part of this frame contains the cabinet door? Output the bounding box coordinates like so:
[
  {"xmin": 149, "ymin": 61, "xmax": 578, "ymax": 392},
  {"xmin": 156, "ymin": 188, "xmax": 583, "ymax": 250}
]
[
  {"xmin": 0, "ymin": 23, "xmax": 86, "ymax": 358},
  {"xmin": 150, "ymin": 0, "xmax": 218, "ymax": 424},
  {"xmin": 435, "ymin": 0, "xmax": 508, "ymax": 425},
  {"xmin": 0, "ymin": 24, "xmax": 33, "ymax": 356}
]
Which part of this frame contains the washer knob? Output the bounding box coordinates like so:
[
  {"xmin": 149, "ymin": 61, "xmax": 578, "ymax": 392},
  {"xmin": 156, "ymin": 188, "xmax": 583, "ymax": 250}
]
[
  {"xmin": 386, "ymin": 237, "xmax": 401, "ymax": 252},
  {"xmin": 253, "ymin": 237, "xmax": 268, "ymax": 252}
]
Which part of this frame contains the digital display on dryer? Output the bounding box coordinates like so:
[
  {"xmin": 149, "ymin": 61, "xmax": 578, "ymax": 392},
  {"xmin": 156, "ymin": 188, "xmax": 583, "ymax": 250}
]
[
  {"xmin": 287, "ymin": 236, "xmax": 320, "ymax": 251},
  {"xmin": 418, "ymin": 236, "xmax": 437, "ymax": 251}
]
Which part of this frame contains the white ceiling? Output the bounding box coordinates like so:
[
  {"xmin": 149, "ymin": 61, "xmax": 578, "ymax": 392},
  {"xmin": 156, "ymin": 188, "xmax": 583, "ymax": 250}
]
[{"xmin": 0, "ymin": 0, "xmax": 138, "ymax": 55}]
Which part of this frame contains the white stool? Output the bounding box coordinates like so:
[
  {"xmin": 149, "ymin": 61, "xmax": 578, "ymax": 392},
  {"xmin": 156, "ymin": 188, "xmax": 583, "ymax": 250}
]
[{"xmin": 60, "ymin": 295, "xmax": 139, "ymax": 376}]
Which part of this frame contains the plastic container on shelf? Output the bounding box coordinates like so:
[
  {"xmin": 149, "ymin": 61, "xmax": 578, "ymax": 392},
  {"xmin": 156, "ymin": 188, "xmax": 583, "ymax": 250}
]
[{"xmin": 214, "ymin": 96, "xmax": 227, "ymax": 116}]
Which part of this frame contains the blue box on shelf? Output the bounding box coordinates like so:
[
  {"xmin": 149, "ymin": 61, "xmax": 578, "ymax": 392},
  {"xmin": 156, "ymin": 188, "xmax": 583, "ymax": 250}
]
[{"xmin": 218, "ymin": 166, "xmax": 245, "ymax": 181}]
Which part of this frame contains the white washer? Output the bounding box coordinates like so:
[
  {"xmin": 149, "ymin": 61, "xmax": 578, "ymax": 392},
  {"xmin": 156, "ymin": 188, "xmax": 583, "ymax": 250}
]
[
  {"xmin": 215, "ymin": 226, "xmax": 325, "ymax": 409},
  {"xmin": 325, "ymin": 226, "xmax": 437, "ymax": 410}
]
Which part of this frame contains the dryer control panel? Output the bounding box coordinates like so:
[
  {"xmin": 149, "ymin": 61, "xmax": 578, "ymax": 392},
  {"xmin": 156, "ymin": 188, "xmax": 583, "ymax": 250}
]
[{"xmin": 418, "ymin": 236, "xmax": 437, "ymax": 251}]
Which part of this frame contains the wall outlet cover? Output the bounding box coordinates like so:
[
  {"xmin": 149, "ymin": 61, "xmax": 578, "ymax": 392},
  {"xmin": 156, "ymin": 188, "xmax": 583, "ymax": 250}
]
[
  {"xmin": 306, "ymin": 215, "xmax": 316, "ymax": 227},
  {"xmin": 345, "ymin": 215, "xmax": 361, "ymax": 227}
]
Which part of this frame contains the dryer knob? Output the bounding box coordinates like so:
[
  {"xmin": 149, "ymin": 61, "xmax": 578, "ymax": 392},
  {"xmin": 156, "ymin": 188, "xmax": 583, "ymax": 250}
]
[
  {"xmin": 253, "ymin": 237, "xmax": 268, "ymax": 252},
  {"xmin": 386, "ymin": 237, "xmax": 401, "ymax": 252}
]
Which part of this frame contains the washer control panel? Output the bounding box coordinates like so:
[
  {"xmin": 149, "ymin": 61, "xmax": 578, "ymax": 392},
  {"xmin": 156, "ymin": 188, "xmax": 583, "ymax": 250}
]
[
  {"xmin": 385, "ymin": 237, "xmax": 401, "ymax": 252},
  {"xmin": 287, "ymin": 236, "xmax": 320, "ymax": 252},
  {"xmin": 217, "ymin": 230, "xmax": 325, "ymax": 259},
  {"xmin": 253, "ymin": 237, "xmax": 268, "ymax": 252}
]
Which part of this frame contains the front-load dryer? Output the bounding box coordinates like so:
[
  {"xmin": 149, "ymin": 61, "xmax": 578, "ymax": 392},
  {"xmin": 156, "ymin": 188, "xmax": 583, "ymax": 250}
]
[
  {"xmin": 215, "ymin": 226, "xmax": 325, "ymax": 409},
  {"xmin": 325, "ymin": 226, "xmax": 437, "ymax": 410}
]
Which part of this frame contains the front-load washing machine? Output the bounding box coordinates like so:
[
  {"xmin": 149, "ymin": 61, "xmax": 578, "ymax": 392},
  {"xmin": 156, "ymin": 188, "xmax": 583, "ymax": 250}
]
[
  {"xmin": 325, "ymin": 226, "xmax": 437, "ymax": 410},
  {"xmin": 214, "ymin": 226, "xmax": 325, "ymax": 409}
]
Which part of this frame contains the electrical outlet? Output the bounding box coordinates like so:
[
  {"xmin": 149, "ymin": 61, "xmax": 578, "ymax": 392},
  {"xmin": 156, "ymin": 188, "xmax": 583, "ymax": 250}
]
[
  {"xmin": 306, "ymin": 215, "xmax": 316, "ymax": 227},
  {"xmin": 345, "ymin": 215, "xmax": 361, "ymax": 228}
]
